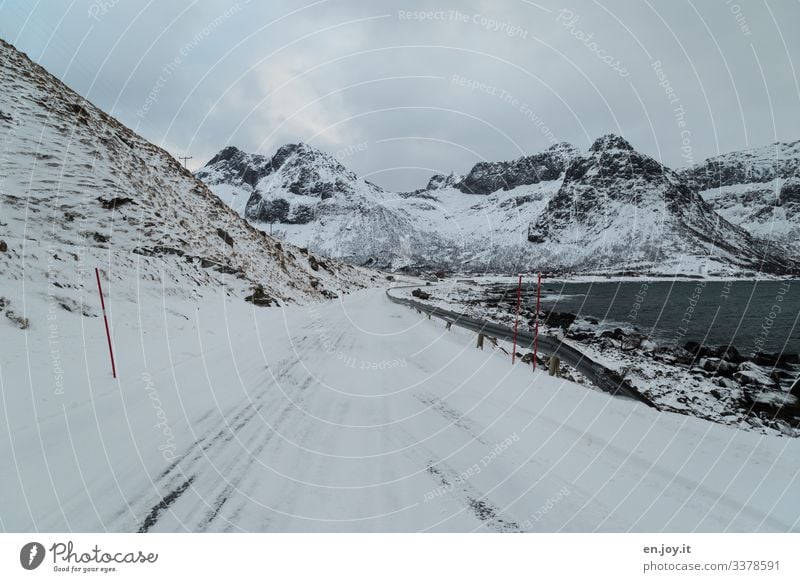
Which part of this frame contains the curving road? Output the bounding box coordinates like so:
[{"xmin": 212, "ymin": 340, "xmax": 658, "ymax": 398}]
[{"xmin": 386, "ymin": 286, "xmax": 657, "ymax": 408}]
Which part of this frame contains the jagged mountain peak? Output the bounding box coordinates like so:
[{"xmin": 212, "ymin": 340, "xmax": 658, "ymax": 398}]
[
  {"xmin": 207, "ymin": 145, "xmax": 245, "ymax": 164},
  {"xmin": 589, "ymin": 133, "xmax": 635, "ymax": 153},
  {"xmin": 545, "ymin": 141, "xmax": 582, "ymax": 163},
  {"xmin": 565, "ymin": 135, "xmax": 672, "ymax": 196},
  {"xmin": 196, "ymin": 142, "xmax": 385, "ymax": 226},
  {"xmin": 196, "ymin": 146, "xmax": 268, "ymax": 188},
  {"xmin": 426, "ymin": 171, "xmax": 462, "ymax": 191},
  {"xmin": 268, "ymin": 141, "xmax": 359, "ymax": 184}
]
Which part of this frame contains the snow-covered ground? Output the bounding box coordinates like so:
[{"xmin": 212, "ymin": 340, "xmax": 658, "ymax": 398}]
[{"xmin": 2, "ymin": 286, "xmax": 799, "ymax": 532}]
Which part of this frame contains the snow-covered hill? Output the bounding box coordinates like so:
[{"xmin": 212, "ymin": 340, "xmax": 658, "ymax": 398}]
[
  {"xmin": 0, "ymin": 37, "xmax": 373, "ymax": 332},
  {"xmin": 680, "ymin": 141, "xmax": 800, "ymax": 255},
  {"xmin": 198, "ymin": 137, "xmax": 796, "ymax": 276}
]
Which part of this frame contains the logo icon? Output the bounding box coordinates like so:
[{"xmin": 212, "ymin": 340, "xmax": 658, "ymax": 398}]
[{"xmin": 20, "ymin": 542, "xmax": 46, "ymax": 570}]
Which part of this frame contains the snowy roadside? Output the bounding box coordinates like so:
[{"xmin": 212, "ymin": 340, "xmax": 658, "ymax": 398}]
[{"xmin": 392, "ymin": 281, "xmax": 800, "ymax": 437}]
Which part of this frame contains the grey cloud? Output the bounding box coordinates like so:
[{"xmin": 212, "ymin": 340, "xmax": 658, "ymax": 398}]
[{"xmin": 2, "ymin": 0, "xmax": 798, "ymax": 191}]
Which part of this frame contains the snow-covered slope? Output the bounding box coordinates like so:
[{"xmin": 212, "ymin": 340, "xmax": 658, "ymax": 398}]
[
  {"xmin": 0, "ymin": 38, "xmax": 373, "ymax": 329},
  {"xmin": 680, "ymin": 141, "xmax": 800, "ymax": 255},
  {"xmin": 3, "ymin": 287, "xmax": 799, "ymax": 532},
  {"xmin": 199, "ymin": 137, "xmax": 796, "ymax": 276},
  {"xmin": 529, "ymin": 135, "xmax": 792, "ymax": 275}
]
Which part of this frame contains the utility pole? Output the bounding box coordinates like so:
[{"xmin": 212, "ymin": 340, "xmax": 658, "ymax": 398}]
[
  {"xmin": 511, "ymin": 274, "xmax": 522, "ymax": 364},
  {"xmin": 179, "ymin": 155, "xmax": 192, "ymax": 169}
]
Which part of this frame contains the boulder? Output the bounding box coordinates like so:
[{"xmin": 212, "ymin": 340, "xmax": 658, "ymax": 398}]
[
  {"xmin": 244, "ymin": 286, "xmax": 275, "ymax": 307},
  {"xmin": 753, "ymin": 351, "xmax": 799, "ymax": 368},
  {"xmin": 216, "ymin": 228, "xmax": 234, "ymax": 246},
  {"xmin": 702, "ymin": 357, "xmax": 738, "ymax": 377},
  {"xmin": 734, "ymin": 362, "xmax": 779, "ymax": 388},
  {"xmin": 791, "ymin": 377, "xmax": 800, "ymax": 398},
  {"xmin": 411, "ymin": 288, "xmax": 431, "ymax": 300}
]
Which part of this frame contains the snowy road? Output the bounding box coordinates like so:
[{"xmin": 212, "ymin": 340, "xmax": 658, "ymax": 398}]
[{"xmin": 2, "ymin": 288, "xmax": 799, "ymax": 532}]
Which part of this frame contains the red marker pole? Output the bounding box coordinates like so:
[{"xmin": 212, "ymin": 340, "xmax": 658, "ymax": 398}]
[
  {"xmin": 511, "ymin": 275, "xmax": 522, "ymax": 364},
  {"xmin": 533, "ymin": 272, "xmax": 541, "ymax": 371},
  {"xmin": 95, "ymin": 268, "xmax": 117, "ymax": 378}
]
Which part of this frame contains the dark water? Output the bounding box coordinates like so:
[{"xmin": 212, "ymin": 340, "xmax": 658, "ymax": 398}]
[{"xmin": 539, "ymin": 280, "xmax": 800, "ymax": 355}]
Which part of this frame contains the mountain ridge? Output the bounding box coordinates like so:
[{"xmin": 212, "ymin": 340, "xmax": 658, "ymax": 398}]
[
  {"xmin": 678, "ymin": 140, "xmax": 800, "ymax": 255},
  {"xmin": 196, "ymin": 143, "xmax": 798, "ymax": 276}
]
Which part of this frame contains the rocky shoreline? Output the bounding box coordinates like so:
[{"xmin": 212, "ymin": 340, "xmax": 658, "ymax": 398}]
[{"xmin": 406, "ymin": 282, "xmax": 800, "ymax": 437}]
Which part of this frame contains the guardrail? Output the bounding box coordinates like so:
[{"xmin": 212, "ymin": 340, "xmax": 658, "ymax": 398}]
[{"xmin": 386, "ymin": 285, "xmax": 658, "ymax": 409}]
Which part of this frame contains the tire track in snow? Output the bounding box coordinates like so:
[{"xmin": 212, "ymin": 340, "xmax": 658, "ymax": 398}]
[
  {"xmin": 196, "ymin": 374, "xmax": 316, "ymax": 531},
  {"xmin": 174, "ymin": 323, "xmax": 338, "ymax": 531},
  {"xmin": 413, "ymin": 392, "xmax": 489, "ymax": 446},
  {"xmin": 385, "ymin": 420, "xmax": 522, "ymax": 532},
  {"xmin": 409, "ymin": 390, "xmax": 621, "ymax": 531},
  {"xmin": 137, "ymin": 477, "xmax": 195, "ymax": 533},
  {"xmin": 109, "ymin": 339, "xmax": 320, "ymax": 531}
]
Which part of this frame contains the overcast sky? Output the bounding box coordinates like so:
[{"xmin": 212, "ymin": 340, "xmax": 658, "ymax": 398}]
[{"xmin": 2, "ymin": 0, "xmax": 799, "ymax": 190}]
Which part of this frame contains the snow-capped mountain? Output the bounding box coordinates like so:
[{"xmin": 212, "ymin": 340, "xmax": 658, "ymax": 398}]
[
  {"xmin": 197, "ymin": 142, "xmax": 384, "ymax": 225},
  {"xmin": 198, "ymin": 142, "xmax": 565, "ymax": 271},
  {"xmin": 198, "ymin": 136, "xmax": 796, "ymax": 276},
  {"xmin": 680, "ymin": 140, "xmax": 800, "ymax": 255},
  {"xmin": 0, "ymin": 38, "xmax": 371, "ymax": 329},
  {"xmin": 529, "ymin": 134, "xmax": 792, "ymax": 274},
  {"xmin": 197, "ymin": 143, "xmax": 458, "ymax": 268}
]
